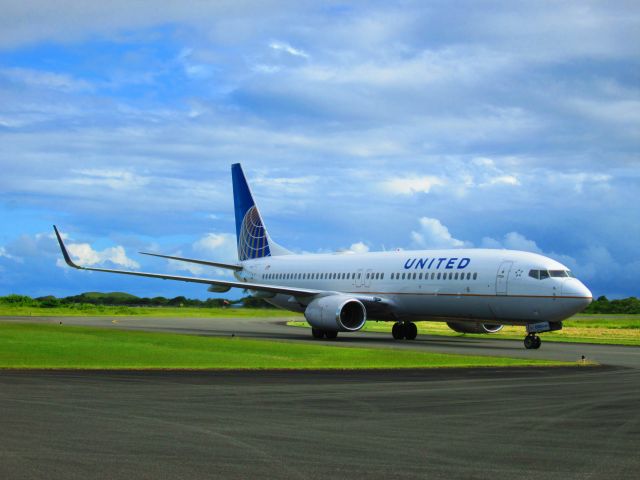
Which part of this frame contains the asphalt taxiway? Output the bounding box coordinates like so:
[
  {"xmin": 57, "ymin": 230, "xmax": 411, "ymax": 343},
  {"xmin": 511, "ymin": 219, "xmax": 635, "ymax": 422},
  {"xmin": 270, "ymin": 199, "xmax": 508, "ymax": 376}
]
[{"xmin": 1, "ymin": 316, "xmax": 639, "ymax": 479}]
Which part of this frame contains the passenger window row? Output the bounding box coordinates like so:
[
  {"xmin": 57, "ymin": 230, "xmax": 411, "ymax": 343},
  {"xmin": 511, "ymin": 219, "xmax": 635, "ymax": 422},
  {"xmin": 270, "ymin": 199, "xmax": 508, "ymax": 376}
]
[
  {"xmin": 391, "ymin": 272, "xmax": 478, "ymax": 281},
  {"xmin": 260, "ymin": 271, "xmax": 478, "ymax": 281},
  {"xmin": 262, "ymin": 272, "xmax": 367, "ymax": 281}
]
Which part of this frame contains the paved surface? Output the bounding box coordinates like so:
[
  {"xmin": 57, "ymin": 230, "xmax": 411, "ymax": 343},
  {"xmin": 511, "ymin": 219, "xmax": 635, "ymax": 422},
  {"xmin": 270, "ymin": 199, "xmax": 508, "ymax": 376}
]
[{"xmin": 1, "ymin": 316, "xmax": 639, "ymax": 479}]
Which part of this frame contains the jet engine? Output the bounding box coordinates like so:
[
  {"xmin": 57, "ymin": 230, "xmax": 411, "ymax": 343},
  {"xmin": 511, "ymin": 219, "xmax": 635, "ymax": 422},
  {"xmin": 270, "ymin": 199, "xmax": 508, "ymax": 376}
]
[
  {"xmin": 304, "ymin": 296, "xmax": 367, "ymax": 332},
  {"xmin": 446, "ymin": 322, "xmax": 504, "ymax": 334},
  {"xmin": 207, "ymin": 285, "xmax": 231, "ymax": 293}
]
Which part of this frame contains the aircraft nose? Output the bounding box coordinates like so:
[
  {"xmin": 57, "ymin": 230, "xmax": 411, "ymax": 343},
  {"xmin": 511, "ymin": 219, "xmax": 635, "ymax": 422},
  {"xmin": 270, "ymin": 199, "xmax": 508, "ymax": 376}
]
[{"xmin": 562, "ymin": 279, "xmax": 592, "ymax": 307}]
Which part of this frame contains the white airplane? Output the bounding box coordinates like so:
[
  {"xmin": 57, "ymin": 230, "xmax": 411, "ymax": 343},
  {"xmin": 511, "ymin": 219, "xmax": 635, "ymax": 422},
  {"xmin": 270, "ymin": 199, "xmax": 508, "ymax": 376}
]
[{"xmin": 54, "ymin": 163, "xmax": 592, "ymax": 349}]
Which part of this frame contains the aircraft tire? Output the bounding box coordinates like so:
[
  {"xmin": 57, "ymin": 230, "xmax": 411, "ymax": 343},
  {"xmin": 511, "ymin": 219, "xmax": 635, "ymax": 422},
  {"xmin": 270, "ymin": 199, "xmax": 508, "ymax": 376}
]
[
  {"xmin": 405, "ymin": 322, "xmax": 418, "ymax": 340},
  {"xmin": 392, "ymin": 322, "xmax": 405, "ymax": 340},
  {"xmin": 311, "ymin": 328, "xmax": 325, "ymax": 339},
  {"xmin": 524, "ymin": 334, "xmax": 539, "ymax": 349},
  {"xmin": 325, "ymin": 331, "xmax": 338, "ymax": 340}
]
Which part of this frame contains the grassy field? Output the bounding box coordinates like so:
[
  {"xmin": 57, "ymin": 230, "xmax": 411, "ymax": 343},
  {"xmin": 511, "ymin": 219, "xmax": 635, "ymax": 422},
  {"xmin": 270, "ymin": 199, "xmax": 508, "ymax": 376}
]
[
  {"xmin": 2, "ymin": 303, "xmax": 637, "ymax": 345},
  {"xmin": 0, "ymin": 305, "xmax": 301, "ymax": 318},
  {"xmin": 289, "ymin": 314, "xmax": 640, "ymax": 346},
  {"xmin": 0, "ymin": 322, "xmax": 574, "ymax": 370}
]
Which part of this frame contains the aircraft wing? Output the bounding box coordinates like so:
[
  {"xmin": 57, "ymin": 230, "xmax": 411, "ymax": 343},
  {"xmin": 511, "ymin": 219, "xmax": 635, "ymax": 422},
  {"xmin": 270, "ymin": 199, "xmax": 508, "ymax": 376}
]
[{"xmin": 53, "ymin": 226, "xmax": 320, "ymax": 298}]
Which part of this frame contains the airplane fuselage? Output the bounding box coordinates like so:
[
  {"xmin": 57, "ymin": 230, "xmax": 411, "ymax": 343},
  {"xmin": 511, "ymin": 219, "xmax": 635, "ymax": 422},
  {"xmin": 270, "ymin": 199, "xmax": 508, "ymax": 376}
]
[{"xmin": 237, "ymin": 248, "xmax": 592, "ymax": 325}]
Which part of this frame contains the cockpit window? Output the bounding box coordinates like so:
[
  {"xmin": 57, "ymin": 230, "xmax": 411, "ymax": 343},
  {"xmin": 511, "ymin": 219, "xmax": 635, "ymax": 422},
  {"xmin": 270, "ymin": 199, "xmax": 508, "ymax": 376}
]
[{"xmin": 529, "ymin": 269, "xmax": 572, "ymax": 280}]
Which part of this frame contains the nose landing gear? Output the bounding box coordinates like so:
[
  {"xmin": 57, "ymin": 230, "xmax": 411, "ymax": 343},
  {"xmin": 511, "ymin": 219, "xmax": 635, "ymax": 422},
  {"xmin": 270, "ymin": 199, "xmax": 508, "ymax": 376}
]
[
  {"xmin": 524, "ymin": 334, "xmax": 541, "ymax": 349},
  {"xmin": 523, "ymin": 321, "xmax": 562, "ymax": 350}
]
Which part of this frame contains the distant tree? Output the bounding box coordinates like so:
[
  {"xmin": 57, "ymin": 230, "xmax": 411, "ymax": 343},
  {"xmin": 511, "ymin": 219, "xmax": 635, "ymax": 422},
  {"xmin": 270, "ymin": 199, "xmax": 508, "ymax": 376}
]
[
  {"xmin": 0, "ymin": 294, "xmax": 35, "ymax": 306},
  {"xmin": 36, "ymin": 296, "xmax": 60, "ymax": 308},
  {"xmin": 168, "ymin": 296, "xmax": 187, "ymax": 307},
  {"xmin": 240, "ymin": 296, "xmax": 277, "ymax": 309}
]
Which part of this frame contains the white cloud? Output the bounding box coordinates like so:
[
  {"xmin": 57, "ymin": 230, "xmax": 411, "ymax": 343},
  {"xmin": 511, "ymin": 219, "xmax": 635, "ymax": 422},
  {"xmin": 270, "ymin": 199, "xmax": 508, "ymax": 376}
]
[
  {"xmin": 0, "ymin": 68, "xmax": 93, "ymax": 92},
  {"xmin": 383, "ymin": 176, "xmax": 445, "ymax": 195},
  {"xmin": 410, "ymin": 217, "xmax": 468, "ymax": 249},
  {"xmin": 70, "ymin": 169, "xmax": 150, "ymax": 190},
  {"xmin": 482, "ymin": 175, "xmax": 520, "ymax": 187},
  {"xmin": 269, "ymin": 41, "xmax": 309, "ymax": 59},
  {"xmin": 0, "ymin": 246, "xmax": 22, "ymax": 262},
  {"xmin": 481, "ymin": 232, "xmax": 542, "ymax": 253},
  {"xmin": 547, "ymin": 172, "xmax": 612, "ymax": 194},
  {"xmin": 347, "ymin": 242, "xmax": 370, "ymax": 254},
  {"xmin": 191, "ymin": 233, "xmax": 238, "ymax": 276},
  {"xmin": 59, "ymin": 243, "xmax": 140, "ymax": 269}
]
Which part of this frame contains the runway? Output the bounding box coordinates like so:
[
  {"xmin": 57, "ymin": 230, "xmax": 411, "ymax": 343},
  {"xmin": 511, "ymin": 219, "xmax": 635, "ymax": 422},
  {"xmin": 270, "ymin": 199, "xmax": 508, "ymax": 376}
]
[{"xmin": 1, "ymin": 316, "xmax": 639, "ymax": 479}]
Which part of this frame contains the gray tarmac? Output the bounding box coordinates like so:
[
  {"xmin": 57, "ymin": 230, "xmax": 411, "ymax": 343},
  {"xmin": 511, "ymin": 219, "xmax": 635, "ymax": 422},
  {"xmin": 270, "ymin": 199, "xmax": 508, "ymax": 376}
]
[{"xmin": 1, "ymin": 316, "xmax": 639, "ymax": 479}]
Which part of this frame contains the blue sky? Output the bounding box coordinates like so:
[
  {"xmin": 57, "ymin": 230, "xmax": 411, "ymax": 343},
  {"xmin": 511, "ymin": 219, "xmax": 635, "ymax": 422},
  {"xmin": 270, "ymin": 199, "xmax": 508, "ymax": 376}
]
[{"xmin": 0, "ymin": 1, "xmax": 638, "ymax": 299}]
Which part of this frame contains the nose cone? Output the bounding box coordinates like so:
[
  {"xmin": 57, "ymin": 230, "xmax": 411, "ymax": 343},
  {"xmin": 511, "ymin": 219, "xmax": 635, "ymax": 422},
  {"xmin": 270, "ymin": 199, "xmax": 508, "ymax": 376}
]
[{"xmin": 562, "ymin": 279, "xmax": 593, "ymax": 310}]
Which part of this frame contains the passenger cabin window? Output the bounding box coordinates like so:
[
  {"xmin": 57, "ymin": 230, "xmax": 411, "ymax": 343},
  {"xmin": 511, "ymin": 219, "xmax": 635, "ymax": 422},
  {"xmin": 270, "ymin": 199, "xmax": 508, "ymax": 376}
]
[{"xmin": 472, "ymin": 273, "xmax": 477, "ymax": 280}]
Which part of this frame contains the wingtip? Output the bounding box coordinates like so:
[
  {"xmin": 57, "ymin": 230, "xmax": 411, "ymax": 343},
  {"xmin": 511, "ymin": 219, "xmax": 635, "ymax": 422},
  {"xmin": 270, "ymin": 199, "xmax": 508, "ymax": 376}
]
[{"xmin": 52, "ymin": 225, "xmax": 81, "ymax": 269}]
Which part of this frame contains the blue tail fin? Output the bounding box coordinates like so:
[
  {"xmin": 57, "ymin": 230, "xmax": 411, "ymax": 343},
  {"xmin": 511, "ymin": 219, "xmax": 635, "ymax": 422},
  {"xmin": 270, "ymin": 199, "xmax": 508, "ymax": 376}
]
[{"xmin": 232, "ymin": 164, "xmax": 289, "ymax": 261}]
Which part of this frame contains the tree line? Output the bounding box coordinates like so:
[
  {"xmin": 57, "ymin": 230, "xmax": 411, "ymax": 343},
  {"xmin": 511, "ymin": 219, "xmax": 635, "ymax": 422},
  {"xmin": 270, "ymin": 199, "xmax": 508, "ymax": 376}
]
[
  {"xmin": 0, "ymin": 293, "xmax": 638, "ymax": 314},
  {"xmin": 0, "ymin": 292, "xmax": 276, "ymax": 309}
]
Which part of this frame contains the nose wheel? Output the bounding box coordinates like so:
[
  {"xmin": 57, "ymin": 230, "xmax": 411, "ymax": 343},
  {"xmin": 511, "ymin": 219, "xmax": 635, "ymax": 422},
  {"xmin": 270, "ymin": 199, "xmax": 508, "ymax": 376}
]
[{"xmin": 524, "ymin": 334, "xmax": 542, "ymax": 349}]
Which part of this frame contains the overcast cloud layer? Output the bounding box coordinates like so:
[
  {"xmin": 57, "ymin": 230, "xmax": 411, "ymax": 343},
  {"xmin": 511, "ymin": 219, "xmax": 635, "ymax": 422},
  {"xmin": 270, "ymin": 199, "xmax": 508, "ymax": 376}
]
[{"xmin": 0, "ymin": 1, "xmax": 638, "ymax": 298}]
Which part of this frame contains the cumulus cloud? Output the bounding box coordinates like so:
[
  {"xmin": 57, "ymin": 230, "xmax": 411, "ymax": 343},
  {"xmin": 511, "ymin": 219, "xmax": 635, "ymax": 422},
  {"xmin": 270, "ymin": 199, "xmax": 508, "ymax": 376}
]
[
  {"xmin": 481, "ymin": 232, "xmax": 541, "ymax": 253},
  {"xmin": 57, "ymin": 242, "xmax": 139, "ymax": 269},
  {"xmin": 410, "ymin": 217, "xmax": 469, "ymax": 249},
  {"xmin": 347, "ymin": 242, "xmax": 370, "ymax": 254},
  {"xmin": 186, "ymin": 233, "xmax": 238, "ymax": 276}
]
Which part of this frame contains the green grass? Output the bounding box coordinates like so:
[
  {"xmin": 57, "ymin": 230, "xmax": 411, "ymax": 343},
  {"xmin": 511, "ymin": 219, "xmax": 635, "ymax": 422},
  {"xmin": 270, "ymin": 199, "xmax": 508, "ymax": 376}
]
[
  {"xmin": 0, "ymin": 322, "xmax": 573, "ymax": 370},
  {"xmin": 289, "ymin": 314, "xmax": 640, "ymax": 346},
  {"xmin": 0, "ymin": 305, "xmax": 301, "ymax": 318}
]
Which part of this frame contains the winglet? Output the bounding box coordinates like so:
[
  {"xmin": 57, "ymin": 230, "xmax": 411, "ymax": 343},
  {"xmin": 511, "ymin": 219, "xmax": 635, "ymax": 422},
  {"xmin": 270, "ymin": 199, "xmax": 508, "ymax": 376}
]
[{"xmin": 53, "ymin": 225, "xmax": 82, "ymax": 269}]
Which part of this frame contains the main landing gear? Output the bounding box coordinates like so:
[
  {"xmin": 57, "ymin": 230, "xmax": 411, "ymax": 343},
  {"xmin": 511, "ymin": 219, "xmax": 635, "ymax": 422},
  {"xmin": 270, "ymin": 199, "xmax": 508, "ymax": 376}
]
[
  {"xmin": 392, "ymin": 322, "xmax": 418, "ymax": 340},
  {"xmin": 524, "ymin": 334, "xmax": 542, "ymax": 350},
  {"xmin": 311, "ymin": 328, "xmax": 338, "ymax": 340}
]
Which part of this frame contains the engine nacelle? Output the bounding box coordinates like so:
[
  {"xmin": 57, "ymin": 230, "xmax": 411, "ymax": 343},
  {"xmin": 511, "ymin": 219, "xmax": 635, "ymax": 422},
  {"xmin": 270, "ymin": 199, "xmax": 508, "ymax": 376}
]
[
  {"xmin": 446, "ymin": 322, "xmax": 504, "ymax": 334},
  {"xmin": 304, "ymin": 296, "xmax": 367, "ymax": 332},
  {"xmin": 207, "ymin": 285, "xmax": 231, "ymax": 293}
]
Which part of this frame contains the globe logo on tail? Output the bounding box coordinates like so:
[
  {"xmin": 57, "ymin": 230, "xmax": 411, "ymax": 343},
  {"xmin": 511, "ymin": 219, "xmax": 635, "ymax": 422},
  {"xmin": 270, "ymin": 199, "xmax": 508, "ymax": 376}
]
[{"xmin": 238, "ymin": 206, "xmax": 271, "ymax": 260}]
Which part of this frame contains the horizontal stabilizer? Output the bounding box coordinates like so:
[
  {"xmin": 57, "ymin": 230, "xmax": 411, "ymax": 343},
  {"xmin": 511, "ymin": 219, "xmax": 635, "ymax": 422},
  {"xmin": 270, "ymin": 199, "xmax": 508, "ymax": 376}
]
[{"xmin": 139, "ymin": 252, "xmax": 242, "ymax": 271}]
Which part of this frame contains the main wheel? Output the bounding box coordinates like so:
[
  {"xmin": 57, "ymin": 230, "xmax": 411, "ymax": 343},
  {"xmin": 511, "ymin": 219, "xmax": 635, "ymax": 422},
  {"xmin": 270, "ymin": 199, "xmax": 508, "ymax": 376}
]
[
  {"xmin": 392, "ymin": 322, "xmax": 405, "ymax": 340},
  {"xmin": 533, "ymin": 336, "xmax": 542, "ymax": 349},
  {"xmin": 405, "ymin": 322, "xmax": 418, "ymax": 340},
  {"xmin": 311, "ymin": 328, "xmax": 324, "ymax": 339},
  {"xmin": 325, "ymin": 331, "xmax": 338, "ymax": 340},
  {"xmin": 524, "ymin": 335, "xmax": 535, "ymax": 349}
]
